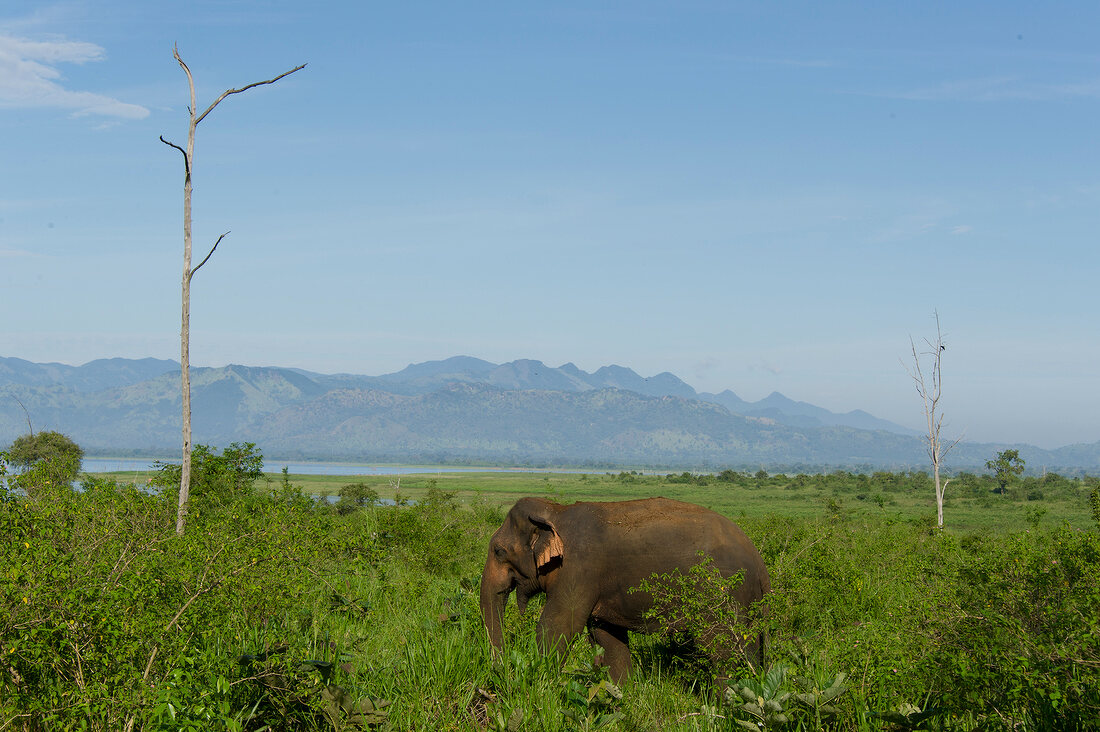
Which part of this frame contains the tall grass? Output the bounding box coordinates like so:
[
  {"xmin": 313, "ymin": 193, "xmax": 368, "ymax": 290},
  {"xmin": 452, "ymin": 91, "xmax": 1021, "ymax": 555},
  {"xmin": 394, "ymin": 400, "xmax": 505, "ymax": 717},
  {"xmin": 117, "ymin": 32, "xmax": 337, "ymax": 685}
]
[{"xmin": 2, "ymin": 452, "xmax": 1098, "ymax": 730}]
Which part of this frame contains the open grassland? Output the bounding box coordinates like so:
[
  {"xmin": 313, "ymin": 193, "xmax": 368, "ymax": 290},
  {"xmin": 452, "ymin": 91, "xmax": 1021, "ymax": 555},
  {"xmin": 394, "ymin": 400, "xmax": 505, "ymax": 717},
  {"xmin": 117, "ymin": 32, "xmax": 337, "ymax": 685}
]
[
  {"xmin": 94, "ymin": 466, "xmax": 1097, "ymax": 534},
  {"xmin": 6, "ymin": 455, "xmax": 1100, "ymax": 730}
]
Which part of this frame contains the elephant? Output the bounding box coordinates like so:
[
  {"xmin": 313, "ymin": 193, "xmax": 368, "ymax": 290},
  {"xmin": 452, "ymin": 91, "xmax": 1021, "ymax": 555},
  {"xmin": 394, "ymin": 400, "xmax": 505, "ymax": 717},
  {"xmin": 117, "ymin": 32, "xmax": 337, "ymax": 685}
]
[{"xmin": 479, "ymin": 496, "xmax": 771, "ymax": 681}]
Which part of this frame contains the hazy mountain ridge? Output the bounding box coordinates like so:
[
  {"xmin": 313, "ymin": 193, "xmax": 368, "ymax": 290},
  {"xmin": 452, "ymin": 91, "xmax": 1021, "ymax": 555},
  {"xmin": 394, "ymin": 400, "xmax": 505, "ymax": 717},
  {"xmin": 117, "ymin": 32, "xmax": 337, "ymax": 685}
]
[
  {"xmin": 1, "ymin": 355, "xmax": 1097, "ymax": 470},
  {"xmin": 700, "ymin": 390, "xmax": 919, "ymax": 434},
  {"xmin": 0, "ymin": 356, "xmax": 178, "ymax": 393}
]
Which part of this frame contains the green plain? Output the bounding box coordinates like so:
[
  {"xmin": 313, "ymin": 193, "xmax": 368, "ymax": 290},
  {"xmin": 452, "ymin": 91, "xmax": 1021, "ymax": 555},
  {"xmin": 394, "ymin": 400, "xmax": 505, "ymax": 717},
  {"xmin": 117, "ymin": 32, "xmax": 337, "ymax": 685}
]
[
  {"xmin": 8, "ymin": 459, "xmax": 1100, "ymax": 729},
  {"xmin": 95, "ymin": 467, "xmax": 1096, "ymax": 534}
]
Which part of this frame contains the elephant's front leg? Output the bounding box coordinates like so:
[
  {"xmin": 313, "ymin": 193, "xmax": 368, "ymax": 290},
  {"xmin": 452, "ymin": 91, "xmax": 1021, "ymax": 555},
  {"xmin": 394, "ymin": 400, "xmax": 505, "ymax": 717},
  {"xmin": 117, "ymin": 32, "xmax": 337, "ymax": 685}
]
[
  {"xmin": 536, "ymin": 583, "xmax": 597, "ymax": 660},
  {"xmin": 589, "ymin": 621, "xmax": 631, "ymax": 682}
]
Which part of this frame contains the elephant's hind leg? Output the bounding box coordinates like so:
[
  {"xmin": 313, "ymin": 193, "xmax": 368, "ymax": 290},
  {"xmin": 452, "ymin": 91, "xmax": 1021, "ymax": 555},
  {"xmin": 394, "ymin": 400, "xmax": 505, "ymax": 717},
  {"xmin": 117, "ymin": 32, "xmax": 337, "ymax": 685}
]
[{"xmin": 589, "ymin": 621, "xmax": 631, "ymax": 682}]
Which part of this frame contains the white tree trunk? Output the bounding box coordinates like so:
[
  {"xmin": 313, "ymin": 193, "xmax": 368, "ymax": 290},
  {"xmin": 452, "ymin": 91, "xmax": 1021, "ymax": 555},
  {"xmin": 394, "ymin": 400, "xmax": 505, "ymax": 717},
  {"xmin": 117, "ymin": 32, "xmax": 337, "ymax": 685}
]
[
  {"xmin": 162, "ymin": 47, "xmax": 305, "ymax": 535},
  {"xmin": 905, "ymin": 311, "xmax": 961, "ymax": 530}
]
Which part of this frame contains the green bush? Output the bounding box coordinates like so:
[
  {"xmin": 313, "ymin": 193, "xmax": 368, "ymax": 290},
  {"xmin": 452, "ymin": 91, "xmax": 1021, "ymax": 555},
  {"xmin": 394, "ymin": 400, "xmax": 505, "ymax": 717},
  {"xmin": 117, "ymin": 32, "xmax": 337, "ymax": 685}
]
[
  {"xmin": 151, "ymin": 442, "xmax": 264, "ymax": 510},
  {"xmin": 335, "ymin": 481, "xmax": 380, "ymax": 514},
  {"xmin": 373, "ymin": 484, "xmax": 498, "ymax": 578},
  {"xmin": 6, "ymin": 431, "xmax": 84, "ymax": 497},
  {"xmin": 932, "ymin": 525, "xmax": 1100, "ymax": 728},
  {"xmin": 633, "ymin": 554, "xmax": 760, "ymax": 676},
  {"xmin": 0, "ymin": 448, "xmax": 374, "ymax": 730},
  {"xmin": 734, "ymin": 509, "xmax": 1100, "ymax": 729},
  {"xmin": 2, "ymin": 455, "xmax": 1099, "ymax": 730}
]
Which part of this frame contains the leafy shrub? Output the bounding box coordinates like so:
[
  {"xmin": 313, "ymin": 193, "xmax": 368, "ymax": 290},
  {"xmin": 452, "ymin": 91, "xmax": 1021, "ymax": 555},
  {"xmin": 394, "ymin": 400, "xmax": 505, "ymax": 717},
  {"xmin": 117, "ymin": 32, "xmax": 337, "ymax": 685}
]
[
  {"xmin": 633, "ymin": 554, "xmax": 761, "ymax": 676},
  {"xmin": 335, "ymin": 481, "xmax": 380, "ymax": 514},
  {"xmin": 562, "ymin": 676, "xmax": 623, "ymax": 730},
  {"xmin": 150, "ymin": 442, "xmax": 264, "ymax": 510},
  {"xmin": 722, "ymin": 651, "xmax": 850, "ymax": 731},
  {"xmin": 6, "ymin": 430, "xmax": 84, "ymax": 497},
  {"xmin": 0, "ymin": 449, "xmax": 377, "ymax": 730},
  {"xmin": 374, "ymin": 485, "xmax": 490, "ymax": 577},
  {"xmin": 931, "ymin": 526, "xmax": 1100, "ymax": 728},
  {"xmin": 7, "ymin": 430, "xmax": 83, "ymax": 472}
]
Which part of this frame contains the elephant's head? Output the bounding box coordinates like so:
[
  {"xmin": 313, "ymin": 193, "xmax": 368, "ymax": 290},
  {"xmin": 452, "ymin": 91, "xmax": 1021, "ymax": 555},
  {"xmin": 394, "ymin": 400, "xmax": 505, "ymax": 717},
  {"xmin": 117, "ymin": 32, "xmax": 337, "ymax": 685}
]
[{"xmin": 480, "ymin": 497, "xmax": 565, "ymax": 648}]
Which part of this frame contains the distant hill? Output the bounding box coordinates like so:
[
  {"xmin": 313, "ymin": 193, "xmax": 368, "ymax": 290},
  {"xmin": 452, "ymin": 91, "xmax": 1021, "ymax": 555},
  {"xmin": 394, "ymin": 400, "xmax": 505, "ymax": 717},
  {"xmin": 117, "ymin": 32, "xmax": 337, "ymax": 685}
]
[
  {"xmin": 700, "ymin": 390, "xmax": 919, "ymax": 434},
  {"xmin": 1, "ymin": 355, "xmax": 1097, "ymax": 471},
  {"xmin": 285, "ymin": 356, "xmax": 915, "ymax": 433},
  {"xmin": 0, "ymin": 356, "xmax": 177, "ymax": 393}
]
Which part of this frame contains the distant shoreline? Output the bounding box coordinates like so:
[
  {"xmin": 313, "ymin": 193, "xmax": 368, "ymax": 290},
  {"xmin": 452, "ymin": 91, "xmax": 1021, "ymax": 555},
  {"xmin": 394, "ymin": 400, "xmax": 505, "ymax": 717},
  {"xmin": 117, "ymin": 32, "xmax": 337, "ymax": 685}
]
[{"xmin": 81, "ymin": 457, "xmax": 618, "ymax": 476}]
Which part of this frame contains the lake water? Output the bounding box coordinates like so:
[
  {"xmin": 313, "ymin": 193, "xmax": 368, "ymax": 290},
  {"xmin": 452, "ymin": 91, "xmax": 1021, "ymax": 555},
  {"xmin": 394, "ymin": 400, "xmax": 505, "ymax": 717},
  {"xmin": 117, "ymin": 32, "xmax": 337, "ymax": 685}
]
[
  {"xmin": 2, "ymin": 459, "xmax": 615, "ymax": 499},
  {"xmin": 81, "ymin": 457, "xmax": 598, "ymax": 476}
]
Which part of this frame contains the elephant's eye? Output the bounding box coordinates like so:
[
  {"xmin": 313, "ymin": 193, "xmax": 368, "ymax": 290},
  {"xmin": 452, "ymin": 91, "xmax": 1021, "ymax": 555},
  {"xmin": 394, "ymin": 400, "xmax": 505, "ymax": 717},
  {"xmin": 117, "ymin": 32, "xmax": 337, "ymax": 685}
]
[{"xmin": 493, "ymin": 546, "xmax": 507, "ymax": 560}]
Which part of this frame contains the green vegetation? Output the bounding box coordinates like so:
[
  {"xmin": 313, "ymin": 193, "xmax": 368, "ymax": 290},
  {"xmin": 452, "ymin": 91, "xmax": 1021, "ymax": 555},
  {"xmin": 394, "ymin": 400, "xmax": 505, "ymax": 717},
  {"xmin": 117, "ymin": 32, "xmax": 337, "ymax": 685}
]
[
  {"xmin": 6, "ymin": 431, "xmax": 84, "ymax": 497},
  {"xmin": 634, "ymin": 556, "xmax": 758, "ymax": 676},
  {"xmin": 986, "ymin": 449, "xmax": 1026, "ymax": 497},
  {"xmin": 3, "ymin": 448, "xmax": 1099, "ymax": 730}
]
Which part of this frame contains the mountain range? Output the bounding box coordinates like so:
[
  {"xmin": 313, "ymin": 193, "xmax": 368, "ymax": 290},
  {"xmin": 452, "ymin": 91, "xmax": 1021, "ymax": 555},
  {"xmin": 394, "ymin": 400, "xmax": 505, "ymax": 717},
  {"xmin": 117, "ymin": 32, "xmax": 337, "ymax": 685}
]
[{"xmin": 1, "ymin": 355, "xmax": 1097, "ymax": 472}]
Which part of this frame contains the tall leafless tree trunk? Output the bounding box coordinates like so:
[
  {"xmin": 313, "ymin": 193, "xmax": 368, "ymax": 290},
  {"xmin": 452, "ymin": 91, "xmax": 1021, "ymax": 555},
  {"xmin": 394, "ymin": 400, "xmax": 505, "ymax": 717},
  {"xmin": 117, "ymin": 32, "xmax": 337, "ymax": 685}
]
[
  {"xmin": 904, "ymin": 311, "xmax": 962, "ymax": 529},
  {"xmin": 160, "ymin": 47, "xmax": 305, "ymax": 535}
]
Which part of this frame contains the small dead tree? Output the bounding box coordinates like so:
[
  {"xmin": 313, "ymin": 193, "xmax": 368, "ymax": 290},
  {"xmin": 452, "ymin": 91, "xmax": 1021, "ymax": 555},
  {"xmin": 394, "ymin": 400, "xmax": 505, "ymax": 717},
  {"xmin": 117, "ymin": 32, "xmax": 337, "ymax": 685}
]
[
  {"xmin": 160, "ymin": 47, "xmax": 305, "ymax": 535},
  {"xmin": 903, "ymin": 311, "xmax": 962, "ymax": 529}
]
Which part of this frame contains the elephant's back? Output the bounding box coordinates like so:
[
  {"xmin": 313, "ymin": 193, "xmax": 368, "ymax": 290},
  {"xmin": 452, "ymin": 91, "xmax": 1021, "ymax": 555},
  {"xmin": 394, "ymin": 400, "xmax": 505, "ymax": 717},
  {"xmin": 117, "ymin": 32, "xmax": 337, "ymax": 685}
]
[
  {"xmin": 581, "ymin": 497, "xmax": 770, "ymax": 597},
  {"xmin": 583, "ymin": 497, "xmax": 739, "ymax": 533}
]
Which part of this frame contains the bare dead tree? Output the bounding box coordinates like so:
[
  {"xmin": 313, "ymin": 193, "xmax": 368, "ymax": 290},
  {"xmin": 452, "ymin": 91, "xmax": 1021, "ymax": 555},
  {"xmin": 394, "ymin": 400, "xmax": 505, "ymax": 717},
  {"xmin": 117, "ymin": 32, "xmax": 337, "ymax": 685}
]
[
  {"xmin": 903, "ymin": 311, "xmax": 962, "ymax": 529},
  {"xmin": 160, "ymin": 46, "xmax": 305, "ymax": 535}
]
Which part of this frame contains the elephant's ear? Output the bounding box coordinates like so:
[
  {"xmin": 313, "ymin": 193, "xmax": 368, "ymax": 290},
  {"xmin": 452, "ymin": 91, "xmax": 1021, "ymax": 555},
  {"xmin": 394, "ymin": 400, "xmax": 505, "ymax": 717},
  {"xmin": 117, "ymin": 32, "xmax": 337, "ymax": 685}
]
[{"xmin": 529, "ymin": 516, "xmax": 564, "ymax": 572}]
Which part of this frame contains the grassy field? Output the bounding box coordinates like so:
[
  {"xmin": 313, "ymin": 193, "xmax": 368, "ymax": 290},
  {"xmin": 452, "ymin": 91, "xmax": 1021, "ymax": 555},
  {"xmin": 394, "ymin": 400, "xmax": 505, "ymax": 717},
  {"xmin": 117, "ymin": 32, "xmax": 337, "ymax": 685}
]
[
  {"xmin": 6, "ymin": 458, "xmax": 1098, "ymax": 730},
  {"xmin": 94, "ymin": 466, "xmax": 1097, "ymax": 534}
]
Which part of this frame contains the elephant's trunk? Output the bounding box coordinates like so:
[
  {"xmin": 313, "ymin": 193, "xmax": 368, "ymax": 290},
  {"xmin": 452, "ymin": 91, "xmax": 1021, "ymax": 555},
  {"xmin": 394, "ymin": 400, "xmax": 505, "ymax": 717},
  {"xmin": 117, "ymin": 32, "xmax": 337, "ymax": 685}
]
[{"xmin": 480, "ymin": 559, "xmax": 510, "ymax": 648}]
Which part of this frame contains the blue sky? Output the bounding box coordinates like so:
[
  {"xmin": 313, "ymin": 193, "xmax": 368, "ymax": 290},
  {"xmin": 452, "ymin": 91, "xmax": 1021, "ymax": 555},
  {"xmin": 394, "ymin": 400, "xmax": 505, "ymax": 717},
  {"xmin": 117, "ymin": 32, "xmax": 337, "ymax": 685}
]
[{"xmin": 2, "ymin": 1, "xmax": 1098, "ymax": 449}]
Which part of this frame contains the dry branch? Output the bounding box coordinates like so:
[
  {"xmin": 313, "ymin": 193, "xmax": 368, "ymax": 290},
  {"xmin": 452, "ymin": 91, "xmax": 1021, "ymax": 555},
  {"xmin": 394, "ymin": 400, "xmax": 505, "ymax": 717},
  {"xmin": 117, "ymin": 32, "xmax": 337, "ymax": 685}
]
[
  {"xmin": 190, "ymin": 231, "xmax": 229, "ymax": 279},
  {"xmin": 195, "ymin": 63, "xmax": 308, "ymax": 125}
]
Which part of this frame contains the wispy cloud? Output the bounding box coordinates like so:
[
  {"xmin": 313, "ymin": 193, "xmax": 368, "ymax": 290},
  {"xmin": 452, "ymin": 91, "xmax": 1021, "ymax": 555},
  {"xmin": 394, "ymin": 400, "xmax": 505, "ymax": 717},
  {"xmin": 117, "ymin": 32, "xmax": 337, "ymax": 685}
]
[
  {"xmin": 881, "ymin": 76, "xmax": 1100, "ymax": 102},
  {"xmin": 747, "ymin": 361, "xmax": 783, "ymax": 376},
  {"xmin": 1050, "ymin": 79, "xmax": 1100, "ymax": 98},
  {"xmin": 0, "ymin": 33, "xmax": 148, "ymax": 119},
  {"xmin": 0, "ymin": 247, "xmax": 39, "ymax": 258},
  {"xmin": 869, "ymin": 213, "xmax": 941, "ymax": 244}
]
